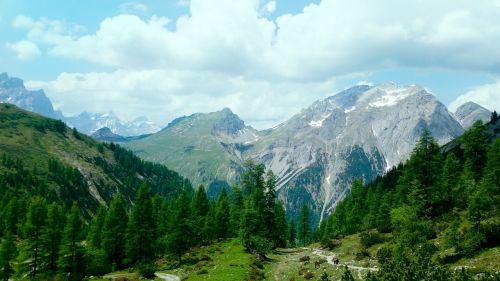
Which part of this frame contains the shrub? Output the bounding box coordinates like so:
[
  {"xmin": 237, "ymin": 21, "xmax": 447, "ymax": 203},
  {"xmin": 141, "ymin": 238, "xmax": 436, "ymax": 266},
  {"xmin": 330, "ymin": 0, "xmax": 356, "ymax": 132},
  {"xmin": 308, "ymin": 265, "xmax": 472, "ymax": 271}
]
[
  {"xmin": 137, "ymin": 260, "xmax": 156, "ymax": 279},
  {"xmin": 303, "ymin": 271, "xmax": 314, "ymax": 279},
  {"xmin": 299, "ymin": 255, "xmax": 310, "ymax": 262},
  {"xmin": 360, "ymin": 230, "xmax": 383, "ymax": 248},
  {"xmin": 321, "ymin": 239, "xmax": 342, "ymax": 250}
]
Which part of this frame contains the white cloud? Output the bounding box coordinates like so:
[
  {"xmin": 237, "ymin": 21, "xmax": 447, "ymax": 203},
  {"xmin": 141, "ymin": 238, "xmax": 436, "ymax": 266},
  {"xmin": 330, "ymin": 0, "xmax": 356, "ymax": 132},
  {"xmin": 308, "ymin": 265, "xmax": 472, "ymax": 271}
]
[
  {"xmin": 120, "ymin": 2, "xmax": 148, "ymax": 13},
  {"xmin": 27, "ymin": 69, "xmax": 336, "ymax": 129},
  {"xmin": 5, "ymin": 40, "xmax": 41, "ymax": 60},
  {"xmin": 449, "ymin": 80, "xmax": 500, "ymax": 112},
  {"xmin": 12, "ymin": 0, "xmax": 500, "ymax": 127}
]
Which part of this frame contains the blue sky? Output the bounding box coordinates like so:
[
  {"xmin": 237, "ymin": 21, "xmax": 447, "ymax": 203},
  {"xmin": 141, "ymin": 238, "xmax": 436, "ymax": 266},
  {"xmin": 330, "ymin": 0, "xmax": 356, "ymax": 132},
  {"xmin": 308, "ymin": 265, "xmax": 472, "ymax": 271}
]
[{"xmin": 1, "ymin": 0, "xmax": 499, "ymax": 128}]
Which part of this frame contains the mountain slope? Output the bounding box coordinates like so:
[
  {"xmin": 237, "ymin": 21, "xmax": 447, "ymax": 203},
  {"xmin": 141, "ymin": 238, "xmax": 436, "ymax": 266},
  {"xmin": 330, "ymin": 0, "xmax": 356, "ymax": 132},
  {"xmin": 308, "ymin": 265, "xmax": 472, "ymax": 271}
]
[
  {"xmin": 248, "ymin": 83, "xmax": 464, "ymax": 223},
  {"xmin": 123, "ymin": 108, "xmax": 259, "ymax": 194},
  {"xmin": 125, "ymin": 83, "xmax": 465, "ymax": 224},
  {"xmin": 0, "ymin": 103, "xmax": 191, "ymax": 217},
  {"xmin": 453, "ymin": 101, "xmax": 491, "ymax": 129}
]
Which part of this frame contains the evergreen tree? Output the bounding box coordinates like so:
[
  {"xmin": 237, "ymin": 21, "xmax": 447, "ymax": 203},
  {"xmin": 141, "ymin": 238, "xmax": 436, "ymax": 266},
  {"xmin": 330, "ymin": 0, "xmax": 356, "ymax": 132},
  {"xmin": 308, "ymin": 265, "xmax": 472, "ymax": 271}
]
[
  {"xmin": 102, "ymin": 194, "xmax": 128, "ymax": 269},
  {"xmin": 273, "ymin": 202, "xmax": 288, "ymax": 248},
  {"xmin": 166, "ymin": 191, "xmax": 193, "ymax": 264},
  {"xmin": 462, "ymin": 121, "xmax": 488, "ymax": 181},
  {"xmin": 41, "ymin": 203, "xmax": 65, "ymax": 273},
  {"xmin": 2, "ymin": 198, "xmax": 19, "ymax": 236},
  {"xmin": 298, "ymin": 204, "xmax": 310, "ymax": 246},
  {"xmin": 229, "ymin": 186, "xmax": 243, "ymax": 237},
  {"xmin": 58, "ymin": 203, "xmax": 86, "ymax": 281},
  {"xmin": 468, "ymin": 187, "xmax": 492, "ymax": 230},
  {"xmin": 126, "ymin": 183, "xmax": 155, "ymax": 264},
  {"xmin": 288, "ymin": 218, "xmax": 296, "ymax": 247},
  {"xmin": 191, "ymin": 186, "xmax": 210, "ymax": 245},
  {"xmin": 0, "ymin": 232, "xmax": 16, "ymax": 281},
  {"xmin": 491, "ymin": 110, "xmax": 498, "ymax": 122},
  {"xmin": 18, "ymin": 197, "xmax": 47, "ymax": 279},
  {"xmin": 482, "ymin": 138, "xmax": 500, "ymax": 199},
  {"xmin": 87, "ymin": 206, "xmax": 106, "ymax": 249},
  {"xmin": 215, "ymin": 188, "xmax": 230, "ymax": 239},
  {"xmin": 264, "ymin": 170, "xmax": 277, "ymax": 241},
  {"xmin": 152, "ymin": 195, "xmax": 168, "ymax": 243}
]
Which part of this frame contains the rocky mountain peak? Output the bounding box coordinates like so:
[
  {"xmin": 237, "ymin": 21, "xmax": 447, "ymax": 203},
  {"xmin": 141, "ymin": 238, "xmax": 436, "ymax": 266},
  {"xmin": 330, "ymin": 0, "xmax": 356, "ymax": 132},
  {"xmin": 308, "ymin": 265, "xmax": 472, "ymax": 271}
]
[
  {"xmin": 0, "ymin": 72, "xmax": 25, "ymax": 89},
  {"xmin": 454, "ymin": 101, "xmax": 491, "ymax": 129}
]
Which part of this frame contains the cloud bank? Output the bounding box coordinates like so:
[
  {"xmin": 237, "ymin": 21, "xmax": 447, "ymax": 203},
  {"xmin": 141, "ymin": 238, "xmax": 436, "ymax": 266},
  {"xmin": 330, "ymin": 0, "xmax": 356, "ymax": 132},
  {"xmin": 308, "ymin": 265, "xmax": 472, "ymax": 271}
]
[{"xmin": 14, "ymin": 0, "xmax": 500, "ymax": 127}]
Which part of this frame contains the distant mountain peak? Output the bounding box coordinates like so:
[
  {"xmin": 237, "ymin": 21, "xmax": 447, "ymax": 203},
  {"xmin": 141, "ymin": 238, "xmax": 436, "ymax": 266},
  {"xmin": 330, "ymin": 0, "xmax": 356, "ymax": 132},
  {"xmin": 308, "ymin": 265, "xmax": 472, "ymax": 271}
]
[{"xmin": 454, "ymin": 101, "xmax": 491, "ymax": 129}]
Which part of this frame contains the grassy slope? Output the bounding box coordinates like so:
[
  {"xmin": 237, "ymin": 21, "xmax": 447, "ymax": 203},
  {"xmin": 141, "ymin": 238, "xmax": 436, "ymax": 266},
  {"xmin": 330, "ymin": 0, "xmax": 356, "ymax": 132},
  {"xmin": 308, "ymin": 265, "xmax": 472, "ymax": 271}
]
[
  {"xmin": 0, "ymin": 103, "xmax": 188, "ymax": 216},
  {"xmin": 123, "ymin": 113, "xmax": 242, "ymax": 188}
]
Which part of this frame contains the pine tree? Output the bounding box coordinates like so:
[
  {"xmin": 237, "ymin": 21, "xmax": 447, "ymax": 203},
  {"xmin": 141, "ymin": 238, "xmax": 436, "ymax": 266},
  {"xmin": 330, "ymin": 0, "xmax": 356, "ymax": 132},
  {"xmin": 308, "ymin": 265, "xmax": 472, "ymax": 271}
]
[
  {"xmin": 166, "ymin": 191, "xmax": 193, "ymax": 264},
  {"xmin": 18, "ymin": 197, "xmax": 47, "ymax": 279},
  {"xmin": 0, "ymin": 232, "xmax": 16, "ymax": 281},
  {"xmin": 288, "ymin": 218, "xmax": 296, "ymax": 247},
  {"xmin": 2, "ymin": 198, "xmax": 19, "ymax": 236},
  {"xmin": 462, "ymin": 121, "xmax": 488, "ymax": 181},
  {"xmin": 298, "ymin": 204, "xmax": 310, "ymax": 246},
  {"xmin": 126, "ymin": 183, "xmax": 155, "ymax": 264},
  {"xmin": 102, "ymin": 194, "xmax": 128, "ymax": 269},
  {"xmin": 468, "ymin": 187, "xmax": 492, "ymax": 229},
  {"xmin": 229, "ymin": 186, "xmax": 243, "ymax": 237},
  {"xmin": 87, "ymin": 206, "xmax": 106, "ymax": 249},
  {"xmin": 215, "ymin": 188, "xmax": 230, "ymax": 239},
  {"xmin": 41, "ymin": 203, "xmax": 65, "ymax": 273},
  {"xmin": 264, "ymin": 170, "xmax": 277, "ymax": 242},
  {"xmin": 191, "ymin": 186, "xmax": 209, "ymax": 244},
  {"xmin": 274, "ymin": 202, "xmax": 288, "ymax": 248},
  {"xmin": 481, "ymin": 138, "xmax": 500, "ymax": 199},
  {"xmin": 58, "ymin": 203, "xmax": 86, "ymax": 281}
]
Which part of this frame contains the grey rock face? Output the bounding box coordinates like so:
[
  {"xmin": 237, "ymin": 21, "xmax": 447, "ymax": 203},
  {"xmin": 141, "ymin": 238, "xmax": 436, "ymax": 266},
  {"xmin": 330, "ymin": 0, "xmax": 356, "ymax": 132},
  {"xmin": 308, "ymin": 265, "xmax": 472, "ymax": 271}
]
[
  {"xmin": 0, "ymin": 72, "xmax": 62, "ymax": 119},
  {"xmin": 454, "ymin": 101, "xmax": 491, "ymax": 129},
  {"xmin": 247, "ymin": 83, "xmax": 464, "ymax": 224}
]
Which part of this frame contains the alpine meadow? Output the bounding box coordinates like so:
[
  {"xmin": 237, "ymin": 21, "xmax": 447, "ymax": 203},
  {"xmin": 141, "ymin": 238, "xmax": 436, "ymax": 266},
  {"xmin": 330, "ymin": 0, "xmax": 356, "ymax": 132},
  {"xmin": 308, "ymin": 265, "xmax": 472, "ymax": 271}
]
[{"xmin": 1, "ymin": 1, "xmax": 500, "ymax": 280}]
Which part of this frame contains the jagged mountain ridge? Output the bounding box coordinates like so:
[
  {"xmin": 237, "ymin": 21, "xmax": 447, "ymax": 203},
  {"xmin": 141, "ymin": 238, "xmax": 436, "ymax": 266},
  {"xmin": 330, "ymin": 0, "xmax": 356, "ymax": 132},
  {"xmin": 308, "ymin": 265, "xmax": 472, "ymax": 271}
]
[
  {"xmin": 0, "ymin": 72, "xmax": 63, "ymax": 119},
  {"xmin": 125, "ymin": 83, "xmax": 466, "ymax": 224},
  {"xmin": 453, "ymin": 101, "xmax": 491, "ymax": 129},
  {"xmin": 0, "ymin": 73, "xmax": 160, "ymax": 136}
]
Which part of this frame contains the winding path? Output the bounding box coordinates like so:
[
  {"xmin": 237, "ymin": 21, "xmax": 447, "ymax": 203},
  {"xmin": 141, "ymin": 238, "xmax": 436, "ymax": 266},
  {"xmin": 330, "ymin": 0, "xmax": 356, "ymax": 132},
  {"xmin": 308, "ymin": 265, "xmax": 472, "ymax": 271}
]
[
  {"xmin": 155, "ymin": 272, "xmax": 181, "ymax": 281},
  {"xmin": 312, "ymin": 249, "xmax": 379, "ymax": 272}
]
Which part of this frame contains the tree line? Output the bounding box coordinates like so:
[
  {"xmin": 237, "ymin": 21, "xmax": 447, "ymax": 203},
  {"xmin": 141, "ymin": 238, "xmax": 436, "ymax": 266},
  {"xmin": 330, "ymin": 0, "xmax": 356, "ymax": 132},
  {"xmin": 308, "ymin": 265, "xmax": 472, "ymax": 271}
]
[
  {"xmin": 319, "ymin": 120, "xmax": 500, "ymax": 280},
  {"xmin": 0, "ymin": 159, "xmax": 310, "ymax": 280}
]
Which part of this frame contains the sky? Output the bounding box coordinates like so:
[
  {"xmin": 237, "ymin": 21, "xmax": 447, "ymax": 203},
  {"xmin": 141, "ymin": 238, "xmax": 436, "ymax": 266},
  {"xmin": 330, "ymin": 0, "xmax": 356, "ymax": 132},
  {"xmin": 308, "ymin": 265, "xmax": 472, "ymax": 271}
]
[{"xmin": 1, "ymin": 0, "xmax": 500, "ymax": 129}]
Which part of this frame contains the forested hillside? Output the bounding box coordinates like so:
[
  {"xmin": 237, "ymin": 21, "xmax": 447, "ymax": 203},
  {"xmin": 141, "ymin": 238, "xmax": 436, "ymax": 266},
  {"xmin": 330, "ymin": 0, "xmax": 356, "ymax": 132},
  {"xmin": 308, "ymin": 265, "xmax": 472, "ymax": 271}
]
[
  {"xmin": 0, "ymin": 103, "xmax": 191, "ymax": 218},
  {"xmin": 317, "ymin": 116, "xmax": 500, "ymax": 279}
]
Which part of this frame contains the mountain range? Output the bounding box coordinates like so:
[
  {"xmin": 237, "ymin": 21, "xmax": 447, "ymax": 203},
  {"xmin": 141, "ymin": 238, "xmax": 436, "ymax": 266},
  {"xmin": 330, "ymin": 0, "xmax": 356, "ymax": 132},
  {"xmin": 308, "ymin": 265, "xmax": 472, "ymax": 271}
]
[
  {"xmin": 0, "ymin": 72, "xmax": 160, "ymax": 136},
  {"xmin": 1, "ymin": 72, "xmax": 495, "ymax": 223},
  {"xmin": 123, "ymin": 83, "xmax": 493, "ymax": 223}
]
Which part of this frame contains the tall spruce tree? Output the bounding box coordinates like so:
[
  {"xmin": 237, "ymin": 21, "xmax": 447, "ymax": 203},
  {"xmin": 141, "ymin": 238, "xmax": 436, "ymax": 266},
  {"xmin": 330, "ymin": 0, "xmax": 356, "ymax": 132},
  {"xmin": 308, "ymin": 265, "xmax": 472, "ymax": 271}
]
[
  {"xmin": 18, "ymin": 197, "xmax": 47, "ymax": 279},
  {"xmin": 166, "ymin": 191, "xmax": 193, "ymax": 264},
  {"xmin": 288, "ymin": 218, "xmax": 296, "ymax": 247},
  {"xmin": 191, "ymin": 186, "xmax": 209, "ymax": 244},
  {"xmin": 102, "ymin": 194, "xmax": 128, "ymax": 269},
  {"xmin": 41, "ymin": 203, "xmax": 65, "ymax": 273},
  {"xmin": 0, "ymin": 232, "xmax": 16, "ymax": 281},
  {"xmin": 215, "ymin": 188, "xmax": 230, "ymax": 239},
  {"xmin": 126, "ymin": 183, "xmax": 155, "ymax": 264},
  {"xmin": 87, "ymin": 206, "xmax": 106, "ymax": 249},
  {"xmin": 58, "ymin": 203, "xmax": 86, "ymax": 281},
  {"xmin": 462, "ymin": 121, "xmax": 488, "ymax": 181},
  {"xmin": 298, "ymin": 204, "xmax": 310, "ymax": 246}
]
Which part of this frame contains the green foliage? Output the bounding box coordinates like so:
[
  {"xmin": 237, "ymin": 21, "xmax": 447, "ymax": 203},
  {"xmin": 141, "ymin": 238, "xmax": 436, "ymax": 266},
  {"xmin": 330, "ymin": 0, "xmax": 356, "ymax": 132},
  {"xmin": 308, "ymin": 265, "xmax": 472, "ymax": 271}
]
[
  {"xmin": 17, "ymin": 196, "xmax": 47, "ymax": 279},
  {"xmin": 0, "ymin": 232, "xmax": 16, "ymax": 281},
  {"xmin": 165, "ymin": 190, "xmax": 193, "ymax": 264},
  {"xmin": 58, "ymin": 203, "xmax": 86, "ymax": 281},
  {"xmin": 126, "ymin": 183, "xmax": 155, "ymax": 264},
  {"xmin": 298, "ymin": 204, "xmax": 311, "ymax": 246},
  {"xmin": 40, "ymin": 203, "xmax": 65, "ymax": 273},
  {"xmin": 101, "ymin": 194, "xmax": 128, "ymax": 269}
]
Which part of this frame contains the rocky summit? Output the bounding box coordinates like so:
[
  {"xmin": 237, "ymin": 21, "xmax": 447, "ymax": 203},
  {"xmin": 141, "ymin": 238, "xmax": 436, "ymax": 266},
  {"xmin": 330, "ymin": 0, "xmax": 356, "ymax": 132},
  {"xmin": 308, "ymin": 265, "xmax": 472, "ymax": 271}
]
[{"xmin": 125, "ymin": 83, "xmax": 466, "ymax": 223}]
